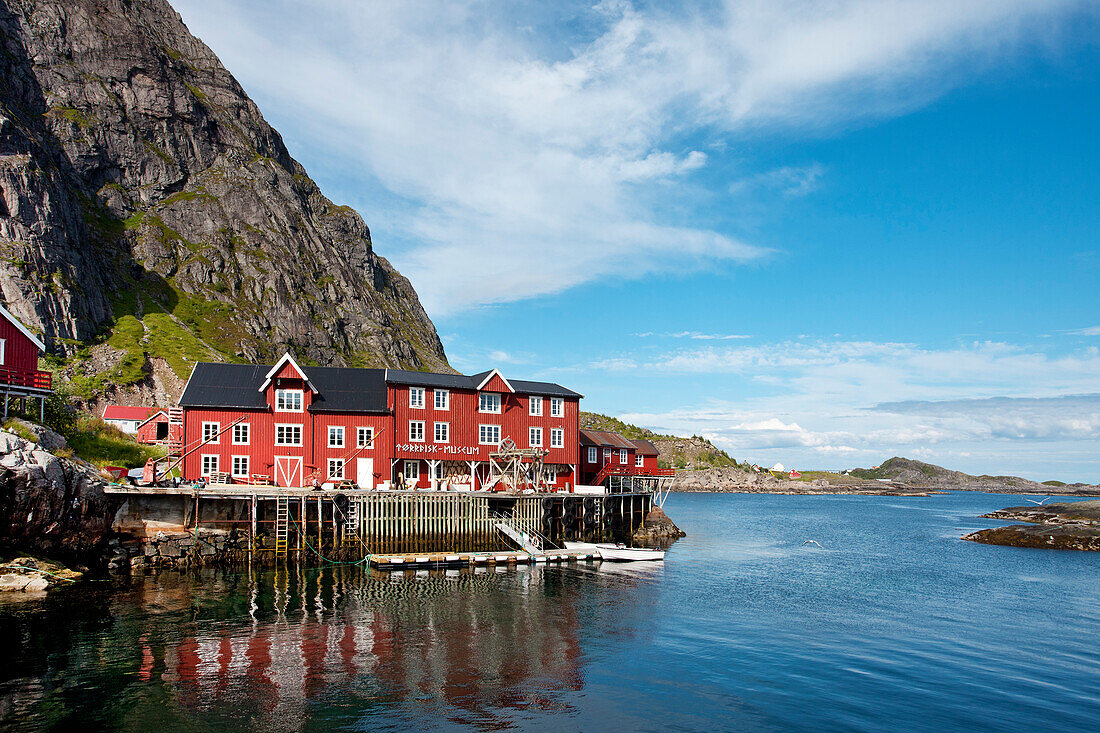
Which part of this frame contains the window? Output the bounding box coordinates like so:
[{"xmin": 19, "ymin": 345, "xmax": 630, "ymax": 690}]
[
  {"xmin": 636, "ymin": 453, "xmax": 645, "ymax": 467},
  {"xmin": 529, "ymin": 396, "xmax": 543, "ymax": 416},
  {"xmin": 232, "ymin": 456, "xmax": 249, "ymax": 477},
  {"xmin": 434, "ymin": 422, "xmax": 449, "ymax": 443},
  {"xmin": 603, "ymin": 448, "xmax": 612, "ymax": 462},
  {"xmin": 545, "ymin": 465, "xmax": 557, "ymax": 483},
  {"xmin": 328, "ymin": 425, "xmax": 345, "ymax": 448},
  {"xmin": 328, "ymin": 458, "xmax": 345, "ymax": 480},
  {"xmin": 275, "ymin": 424, "xmax": 303, "ymax": 446},
  {"xmin": 479, "ymin": 392, "xmax": 501, "ymax": 413},
  {"xmin": 588, "ymin": 447, "xmax": 597, "ymax": 463},
  {"xmin": 529, "ymin": 427, "xmax": 543, "ymax": 447},
  {"xmin": 202, "ymin": 422, "xmax": 220, "ymax": 444},
  {"xmin": 434, "ymin": 462, "xmax": 444, "ymax": 480},
  {"xmin": 201, "ymin": 455, "xmax": 218, "ymax": 476},
  {"xmin": 232, "ymin": 423, "xmax": 250, "ymax": 445},
  {"xmin": 403, "ymin": 460, "xmax": 419, "ymax": 482},
  {"xmin": 0, "ymin": 339, "xmax": 5, "ymax": 365},
  {"xmin": 357, "ymin": 427, "xmax": 374, "ymax": 448},
  {"xmin": 551, "ymin": 428, "xmax": 564, "ymax": 449},
  {"xmin": 619, "ymin": 448, "xmax": 628, "ymax": 464},
  {"xmin": 409, "ymin": 386, "xmax": 425, "ymax": 409},
  {"xmin": 550, "ymin": 398, "xmax": 564, "ymax": 417},
  {"xmin": 479, "ymin": 424, "xmax": 501, "ymax": 445},
  {"xmin": 275, "ymin": 389, "xmax": 303, "ymax": 412},
  {"xmin": 434, "ymin": 389, "xmax": 449, "ymax": 410},
  {"xmin": 409, "ymin": 420, "xmax": 425, "ymax": 442}
]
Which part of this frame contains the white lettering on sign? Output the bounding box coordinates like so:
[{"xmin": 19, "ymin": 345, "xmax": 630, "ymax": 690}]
[{"xmin": 395, "ymin": 444, "xmax": 479, "ymax": 455}]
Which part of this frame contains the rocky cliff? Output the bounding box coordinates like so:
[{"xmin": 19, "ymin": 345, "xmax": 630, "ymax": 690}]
[{"xmin": 0, "ymin": 0, "xmax": 449, "ymax": 387}]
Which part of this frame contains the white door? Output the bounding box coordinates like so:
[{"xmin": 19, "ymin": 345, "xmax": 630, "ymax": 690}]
[
  {"xmin": 275, "ymin": 456, "xmax": 303, "ymax": 487},
  {"xmin": 356, "ymin": 458, "xmax": 374, "ymax": 489}
]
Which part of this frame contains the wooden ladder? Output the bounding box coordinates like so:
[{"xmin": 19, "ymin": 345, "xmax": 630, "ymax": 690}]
[
  {"xmin": 344, "ymin": 500, "xmax": 361, "ymax": 543},
  {"xmin": 275, "ymin": 497, "xmax": 289, "ymax": 560}
]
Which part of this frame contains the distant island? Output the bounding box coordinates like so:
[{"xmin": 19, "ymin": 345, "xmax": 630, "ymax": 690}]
[{"xmin": 581, "ymin": 413, "xmax": 1100, "ymax": 497}]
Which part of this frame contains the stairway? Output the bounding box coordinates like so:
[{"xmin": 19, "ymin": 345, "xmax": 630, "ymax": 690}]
[
  {"xmin": 166, "ymin": 407, "xmax": 184, "ymax": 460},
  {"xmin": 275, "ymin": 498, "xmax": 289, "ymax": 559},
  {"xmin": 494, "ymin": 517, "xmax": 543, "ymax": 554}
]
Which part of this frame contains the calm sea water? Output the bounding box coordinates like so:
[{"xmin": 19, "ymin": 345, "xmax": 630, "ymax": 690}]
[{"xmin": 2, "ymin": 492, "xmax": 1098, "ymax": 732}]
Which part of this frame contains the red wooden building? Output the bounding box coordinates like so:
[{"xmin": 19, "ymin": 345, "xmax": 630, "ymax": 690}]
[
  {"xmin": 0, "ymin": 304, "xmax": 52, "ymax": 420},
  {"xmin": 135, "ymin": 410, "xmax": 183, "ymax": 445},
  {"xmin": 178, "ymin": 354, "xmax": 583, "ymax": 490}
]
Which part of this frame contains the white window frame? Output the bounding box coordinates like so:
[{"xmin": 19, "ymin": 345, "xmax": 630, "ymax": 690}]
[
  {"xmin": 231, "ymin": 455, "xmax": 249, "ymax": 478},
  {"xmin": 403, "ymin": 460, "xmax": 419, "ymax": 482},
  {"xmin": 275, "ymin": 389, "xmax": 303, "ymax": 412},
  {"xmin": 232, "ymin": 423, "xmax": 250, "ymax": 445},
  {"xmin": 434, "ymin": 421, "xmax": 449, "ymax": 443},
  {"xmin": 551, "ymin": 428, "xmax": 564, "ymax": 449},
  {"xmin": 274, "ymin": 423, "xmax": 303, "ymax": 446},
  {"xmin": 479, "ymin": 392, "xmax": 501, "ymax": 414},
  {"xmin": 636, "ymin": 453, "xmax": 645, "ymax": 468},
  {"xmin": 529, "ymin": 426, "xmax": 543, "ymax": 447},
  {"xmin": 434, "ymin": 389, "xmax": 449, "ymax": 410},
  {"xmin": 546, "ymin": 465, "xmax": 557, "ymax": 483},
  {"xmin": 529, "ymin": 396, "xmax": 543, "ymax": 416},
  {"xmin": 479, "ymin": 424, "xmax": 501, "ymax": 445},
  {"xmin": 202, "ymin": 422, "xmax": 220, "ymax": 444},
  {"xmin": 603, "ymin": 448, "xmax": 612, "ymax": 462},
  {"xmin": 409, "ymin": 420, "xmax": 425, "ymax": 442},
  {"xmin": 328, "ymin": 425, "xmax": 345, "ymax": 448},
  {"xmin": 588, "ymin": 447, "xmax": 597, "ymax": 463},
  {"xmin": 550, "ymin": 398, "xmax": 564, "ymax": 417},
  {"xmin": 0, "ymin": 339, "xmax": 6, "ymax": 365},
  {"xmin": 201, "ymin": 454, "xmax": 218, "ymax": 477},
  {"xmin": 619, "ymin": 448, "xmax": 628, "ymax": 464},
  {"xmin": 409, "ymin": 386, "xmax": 425, "ymax": 409},
  {"xmin": 357, "ymin": 426, "xmax": 374, "ymax": 448},
  {"xmin": 328, "ymin": 458, "xmax": 345, "ymax": 480}
]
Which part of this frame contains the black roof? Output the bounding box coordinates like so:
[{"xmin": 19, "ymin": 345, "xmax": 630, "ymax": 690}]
[
  {"xmin": 385, "ymin": 369, "xmax": 582, "ymax": 398},
  {"xmin": 180, "ymin": 362, "xmax": 580, "ymax": 412}
]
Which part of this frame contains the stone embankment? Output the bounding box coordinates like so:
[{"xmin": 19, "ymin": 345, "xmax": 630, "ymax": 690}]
[
  {"xmin": 106, "ymin": 530, "xmax": 254, "ymax": 572},
  {"xmin": 963, "ymin": 500, "xmax": 1100, "ymax": 551},
  {"xmin": 668, "ymin": 467, "xmax": 936, "ymax": 495}
]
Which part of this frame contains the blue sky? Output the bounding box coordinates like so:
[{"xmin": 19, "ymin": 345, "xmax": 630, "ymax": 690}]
[{"xmin": 173, "ymin": 0, "xmax": 1100, "ymax": 481}]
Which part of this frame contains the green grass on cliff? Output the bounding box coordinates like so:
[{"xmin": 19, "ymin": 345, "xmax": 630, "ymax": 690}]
[{"xmin": 65, "ymin": 416, "xmax": 166, "ymax": 468}]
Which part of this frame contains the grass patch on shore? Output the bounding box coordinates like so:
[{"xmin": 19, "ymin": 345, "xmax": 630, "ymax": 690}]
[{"xmin": 65, "ymin": 417, "xmax": 166, "ymax": 468}]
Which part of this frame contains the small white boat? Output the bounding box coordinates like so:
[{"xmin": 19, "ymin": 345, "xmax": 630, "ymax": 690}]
[{"xmin": 564, "ymin": 541, "xmax": 664, "ymax": 562}]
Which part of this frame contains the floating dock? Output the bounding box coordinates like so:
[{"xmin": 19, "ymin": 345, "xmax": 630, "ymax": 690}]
[{"xmin": 366, "ymin": 548, "xmax": 598, "ymax": 569}]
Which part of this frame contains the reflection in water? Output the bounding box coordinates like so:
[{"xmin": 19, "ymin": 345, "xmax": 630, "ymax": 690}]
[{"xmin": 0, "ymin": 563, "xmax": 661, "ymax": 731}]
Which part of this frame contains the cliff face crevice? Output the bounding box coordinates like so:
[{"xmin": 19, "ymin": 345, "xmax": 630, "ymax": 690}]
[{"xmin": 0, "ymin": 0, "xmax": 449, "ymax": 373}]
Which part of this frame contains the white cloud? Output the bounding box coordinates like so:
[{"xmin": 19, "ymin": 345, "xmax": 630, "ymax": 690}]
[
  {"xmin": 1068, "ymin": 326, "xmax": 1100, "ymax": 336},
  {"xmin": 172, "ymin": 0, "xmax": 1092, "ymax": 315},
  {"xmin": 612, "ymin": 339, "xmax": 1100, "ymax": 480}
]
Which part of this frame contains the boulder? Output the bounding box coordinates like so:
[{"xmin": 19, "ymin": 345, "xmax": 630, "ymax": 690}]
[{"xmin": 9, "ymin": 420, "xmax": 67, "ymax": 453}]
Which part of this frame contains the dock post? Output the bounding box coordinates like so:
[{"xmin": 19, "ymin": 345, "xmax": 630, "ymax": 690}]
[
  {"xmin": 317, "ymin": 496, "xmax": 322, "ymax": 552},
  {"xmin": 250, "ymin": 495, "xmax": 257, "ymax": 553}
]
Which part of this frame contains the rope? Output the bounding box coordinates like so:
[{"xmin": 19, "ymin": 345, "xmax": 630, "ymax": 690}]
[
  {"xmin": 286, "ymin": 513, "xmax": 372, "ymax": 567},
  {"xmin": 0, "ymin": 563, "xmax": 77, "ymax": 582}
]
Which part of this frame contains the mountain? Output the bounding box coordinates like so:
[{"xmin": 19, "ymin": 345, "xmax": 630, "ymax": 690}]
[
  {"xmin": 851, "ymin": 457, "xmax": 1099, "ymax": 494},
  {"xmin": 0, "ymin": 0, "xmax": 449, "ymax": 399}
]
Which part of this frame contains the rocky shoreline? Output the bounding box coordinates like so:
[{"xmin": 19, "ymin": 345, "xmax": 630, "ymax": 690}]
[
  {"xmin": 667, "ymin": 464, "xmax": 1100, "ymax": 497},
  {"xmin": 963, "ymin": 500, "xmax": 1100, "ymax": 552}
]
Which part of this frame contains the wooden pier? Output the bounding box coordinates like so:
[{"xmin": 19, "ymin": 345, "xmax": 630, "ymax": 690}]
[{"xmin": 106, "ymin": 485, "xmax": 656, "ymax": 563}]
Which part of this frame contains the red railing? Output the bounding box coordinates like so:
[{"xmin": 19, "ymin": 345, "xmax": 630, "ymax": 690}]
[
  {"xmin": 0, "ymin": 368, "xmax": 52, "ymax": 391},
  {"xmin": 592, "ymin": 463, "xmax": 675, "ymax": 484}
]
